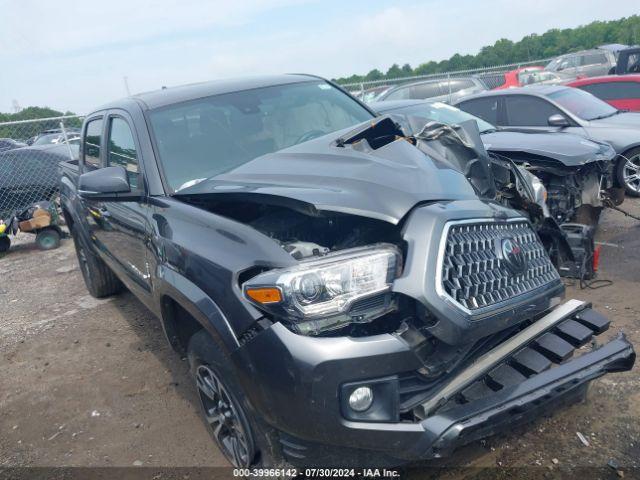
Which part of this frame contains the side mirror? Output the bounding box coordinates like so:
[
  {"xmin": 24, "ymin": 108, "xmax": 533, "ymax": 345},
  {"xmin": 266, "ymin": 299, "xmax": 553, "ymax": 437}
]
[
  {"xmin": 548, "ymin": 114, "xmax": 570, "ymax": 128},
  {"xmin": 79, "ymin": 166, "xmax": 131, "ymax": 200}
]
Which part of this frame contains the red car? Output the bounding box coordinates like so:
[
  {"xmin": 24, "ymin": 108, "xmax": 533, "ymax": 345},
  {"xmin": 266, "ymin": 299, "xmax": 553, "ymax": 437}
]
[
  {"xmin": 493, "ymin": 66, "xmax": 544, "ymax": 89},
  {"xmin": 567, "ymin": 75, "xmax": 640, "ymax": 111}
]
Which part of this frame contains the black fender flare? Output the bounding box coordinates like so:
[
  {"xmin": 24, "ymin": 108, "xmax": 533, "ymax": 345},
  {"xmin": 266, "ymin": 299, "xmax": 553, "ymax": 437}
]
[{"xmin": 154, "ymin": 264, "xmax": 240, "ymax": 355}]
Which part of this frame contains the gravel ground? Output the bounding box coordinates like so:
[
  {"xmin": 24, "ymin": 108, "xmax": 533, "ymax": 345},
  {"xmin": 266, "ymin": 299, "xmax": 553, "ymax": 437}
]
[{"xmin": 0, "ymin": 199, "xmax": 638, "ymax": 477}]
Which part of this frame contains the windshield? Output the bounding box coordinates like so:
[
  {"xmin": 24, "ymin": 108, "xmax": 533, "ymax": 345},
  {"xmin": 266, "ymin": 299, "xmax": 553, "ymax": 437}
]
[
  {"xmin": 33, "ymin": 134, "xmax": 59, "ymax": 145},
  {"xmin": 385, "ymin": 102, "xmax": 496, "ymax": 133},
  {"xmin": 545, "ymin": 57, "xmax": 563, "ymax": 71},
  {"xmin": 149, "ymin": 81, "xmax": 373, "ymax": 191},
  {"xmin": 547, "ymin": 87, "xmax": 617, "ymax": 121}
]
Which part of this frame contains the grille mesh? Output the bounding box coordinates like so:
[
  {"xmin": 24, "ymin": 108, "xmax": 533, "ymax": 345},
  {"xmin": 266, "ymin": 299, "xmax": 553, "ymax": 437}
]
[{"xmin": 440, "ymin": 220, "xmax": 559, "ymax": 310}]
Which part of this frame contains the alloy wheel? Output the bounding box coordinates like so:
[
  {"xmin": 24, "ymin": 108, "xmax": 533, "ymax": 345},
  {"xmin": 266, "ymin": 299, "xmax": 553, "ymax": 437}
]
[
  {"xmin": 196, "ymin": 365, "xmax": 253, "ymax": 467},
  {"xmin": 623, "ymin": 154, "xmax": 640, "ymax": 194}
]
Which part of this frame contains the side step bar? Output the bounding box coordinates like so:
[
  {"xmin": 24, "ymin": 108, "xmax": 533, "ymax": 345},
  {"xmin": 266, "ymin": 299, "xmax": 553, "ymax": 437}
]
[{"xmin": 415, "ymin": 299, "xmax": 587, "ymax": 418}]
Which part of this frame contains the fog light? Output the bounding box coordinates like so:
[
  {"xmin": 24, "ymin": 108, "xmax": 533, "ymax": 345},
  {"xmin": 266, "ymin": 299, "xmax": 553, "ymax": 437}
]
[{"xmin": 348, "ymin": 386, "xmax": 373, "ymax": 412}]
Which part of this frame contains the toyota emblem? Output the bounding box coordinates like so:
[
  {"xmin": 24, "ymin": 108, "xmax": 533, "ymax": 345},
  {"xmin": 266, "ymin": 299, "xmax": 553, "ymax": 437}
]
[{"xmin": 501, "ymin": 238, "xmax": 527, "ymax": 274}]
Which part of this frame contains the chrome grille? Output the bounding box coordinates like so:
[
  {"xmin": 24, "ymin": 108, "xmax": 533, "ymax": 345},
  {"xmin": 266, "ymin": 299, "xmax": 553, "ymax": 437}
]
[{"xmin": 440, "ymin": 220, "xmax": 559, "ymax": 311}]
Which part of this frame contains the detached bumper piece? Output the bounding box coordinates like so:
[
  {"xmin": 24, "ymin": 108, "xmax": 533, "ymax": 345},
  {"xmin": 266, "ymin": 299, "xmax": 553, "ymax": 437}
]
[{"xmin": 410, "ymin": 300, "xmax": 634, "ymax": 459}]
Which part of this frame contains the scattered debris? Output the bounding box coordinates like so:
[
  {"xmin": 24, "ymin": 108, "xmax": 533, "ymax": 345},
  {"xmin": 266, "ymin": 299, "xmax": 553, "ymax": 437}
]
[
  {"xmin": 90, "ymin": 410, "xmax": 100, "ymax": 417},
  {"xmin": 47, "ymin": 431, "xmax": 62, "ymax": 441},
  {"xmin": 552, "ymin": 458, "xmax": 559, "ymax": 465},
  {"xmin": 576, "ymin": 431, "xmax": 590, "ymax": 447},
  {"xmin": 133, "ymin": 460, "xmax": 143, "ymax": 466}
]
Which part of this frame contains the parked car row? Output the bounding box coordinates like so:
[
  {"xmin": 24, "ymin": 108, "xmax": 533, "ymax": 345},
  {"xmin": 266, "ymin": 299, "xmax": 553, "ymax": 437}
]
[
  {"xmin": 455, "ymin": 85, "xmax": 640, "ymax": 196},
  {"xmin": 355, "ymin": 45, "xmax": 640, "ymax": 109}
]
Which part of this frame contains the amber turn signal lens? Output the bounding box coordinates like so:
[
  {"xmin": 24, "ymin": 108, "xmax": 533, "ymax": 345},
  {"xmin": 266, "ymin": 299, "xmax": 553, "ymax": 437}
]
[{"xmin": 245, "ymin": 287, "xmax": 282, "ymax": 304}]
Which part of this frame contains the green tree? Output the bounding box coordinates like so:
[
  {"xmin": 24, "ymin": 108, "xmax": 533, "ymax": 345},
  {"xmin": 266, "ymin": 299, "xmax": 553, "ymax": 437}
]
[{"xmin": 334, "ymin": 15, "xmax": 640, "ymax": 86}]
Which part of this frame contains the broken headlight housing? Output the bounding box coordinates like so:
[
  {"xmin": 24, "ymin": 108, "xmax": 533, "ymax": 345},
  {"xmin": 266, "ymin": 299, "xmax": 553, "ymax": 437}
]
[{"xmin": 243, "ymin": 244, "xmax": 401, "ymax": 335}]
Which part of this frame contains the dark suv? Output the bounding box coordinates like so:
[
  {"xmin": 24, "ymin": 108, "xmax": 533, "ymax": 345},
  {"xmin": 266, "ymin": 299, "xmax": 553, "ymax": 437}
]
[{"xmin": 59, "ymin": 75, "xmax": 635, "ymax": 468}]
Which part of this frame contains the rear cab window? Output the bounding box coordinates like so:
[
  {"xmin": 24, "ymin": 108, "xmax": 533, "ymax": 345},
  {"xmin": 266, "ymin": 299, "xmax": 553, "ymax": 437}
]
[{"xmin": 83, "ymin": 118, "xmax": 103, "ymax": 170}]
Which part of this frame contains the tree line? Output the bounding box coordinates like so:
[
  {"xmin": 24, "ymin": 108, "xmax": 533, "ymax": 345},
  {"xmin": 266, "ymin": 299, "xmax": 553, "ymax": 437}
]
[
  {"xmin": 333, "ymin": 15, "xmax": 640, "ymax": 85},
  {"xmin": 0, "ymin": 107, "xmax": 82, "ymax": 140}
]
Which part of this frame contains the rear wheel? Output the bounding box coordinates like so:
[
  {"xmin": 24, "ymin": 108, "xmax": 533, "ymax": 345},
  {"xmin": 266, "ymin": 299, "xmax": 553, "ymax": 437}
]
[
  {"xmin": 71, "ymin": 226, "xmax": 123, "ymax": 298},
  {"xmin": 617, "ymin": 148, "xmax": 640, "ymax": 197},
  {"xmin": 35, "ymin": 228, "xmax": 61, "ymax": 250}
]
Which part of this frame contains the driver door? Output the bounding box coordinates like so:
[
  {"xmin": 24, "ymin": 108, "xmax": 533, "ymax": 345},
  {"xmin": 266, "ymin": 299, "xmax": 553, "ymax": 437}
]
[{"xmin": 81, "ymin": 111, "xmax": 153, "ymax": 300}]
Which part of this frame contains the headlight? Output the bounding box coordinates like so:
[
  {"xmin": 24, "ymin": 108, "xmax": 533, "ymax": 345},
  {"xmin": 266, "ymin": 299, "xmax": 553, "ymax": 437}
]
[{"xmin": 243, "ymin": 244, "xmax": 401, "ymax": 335}]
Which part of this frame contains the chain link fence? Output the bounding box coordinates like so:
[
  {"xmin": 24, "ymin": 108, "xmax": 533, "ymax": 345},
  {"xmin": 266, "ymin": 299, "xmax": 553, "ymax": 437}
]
[
  {"xmin": 0, "ymin": 115, "xmax": 84, "ymax": 250},
  {"xmin": 340, "ymin": 58, "xmax": 552, "ymax": 98}
]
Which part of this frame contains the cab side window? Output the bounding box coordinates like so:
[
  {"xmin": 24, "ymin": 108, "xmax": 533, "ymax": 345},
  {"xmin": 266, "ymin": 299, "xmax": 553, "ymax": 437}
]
[
  {"xmin": 581, "ymin": 53, "xmax": 607, "ymax": 66},
  {"xmin": 457, "ymin": 97, "xmax": 500, "ymax": 124},
  {"xmin": 410, "ymin": 82, "xmax": 442, "ymax": 99},
  {"xmin": 107, "ymin": 117, "xmax": 139, "ymax": 189},
  {"xmin": 579, "ymin": 81, "xmax": 640, "ymax": 100},
  {"xmin": 83, "ymin": 118, "xmax": 103, "ymax": 169},
  {"xmin": 504, "ymin": 96, "xmax": 563, "ymax": 126}
]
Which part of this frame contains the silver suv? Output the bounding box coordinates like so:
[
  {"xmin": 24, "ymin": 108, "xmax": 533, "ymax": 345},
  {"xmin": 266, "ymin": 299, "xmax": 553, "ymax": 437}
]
[
  {"xmin": 377, "ymin": 76, "xmax": 487, "ymax": 104},
  {"xmin": 545, "ymin": 49, "xmax": 616, "ymax": 78}
]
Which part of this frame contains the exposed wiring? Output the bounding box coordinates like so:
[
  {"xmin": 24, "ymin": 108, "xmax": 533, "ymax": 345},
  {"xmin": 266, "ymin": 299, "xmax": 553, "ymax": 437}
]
[{"xmin": 578, "ymin": 250, "xmax": 612, "ymax": 290}]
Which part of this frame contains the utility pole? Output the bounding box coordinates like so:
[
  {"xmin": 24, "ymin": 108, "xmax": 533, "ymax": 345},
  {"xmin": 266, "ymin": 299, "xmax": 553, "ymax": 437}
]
[{"xmin": 123, "ymin": 76, "xmax": 131, "ymax": 96}]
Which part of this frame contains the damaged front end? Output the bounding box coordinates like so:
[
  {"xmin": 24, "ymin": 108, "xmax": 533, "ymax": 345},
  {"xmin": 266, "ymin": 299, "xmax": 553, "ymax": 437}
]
[
  {"xmin": 175, "ymin": 115, "xmax": 634, "ymax": 464},
  {"xmin": 405, "ymin": 117, "xmax": 618, "ymax": 280}
]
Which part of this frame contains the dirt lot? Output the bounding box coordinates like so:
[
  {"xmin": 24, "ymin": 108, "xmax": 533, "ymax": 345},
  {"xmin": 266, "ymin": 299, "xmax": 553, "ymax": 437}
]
[{"xmin": 1, "ymin": 199, "xmax": 639, "ymax": 477}]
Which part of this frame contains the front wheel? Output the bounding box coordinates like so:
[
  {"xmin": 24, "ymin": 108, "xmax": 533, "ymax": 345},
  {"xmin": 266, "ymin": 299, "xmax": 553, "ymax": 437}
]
[
  {"xmin": 187, "ymin": 329, "xmax": 284, "ymax": 468},
  {"xmin": 617, "ymin": 149, "xmax": 640, "ymax": 197}
]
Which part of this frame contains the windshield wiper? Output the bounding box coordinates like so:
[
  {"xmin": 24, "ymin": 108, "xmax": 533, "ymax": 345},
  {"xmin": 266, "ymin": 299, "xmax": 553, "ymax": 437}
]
[{"xmin": 590, "ymin": 111, "xmax": 619, "ymax": 120}]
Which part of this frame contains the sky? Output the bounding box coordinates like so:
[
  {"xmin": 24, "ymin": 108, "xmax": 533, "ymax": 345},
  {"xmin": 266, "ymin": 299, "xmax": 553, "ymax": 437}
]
[{"xmin": 0, "ymin": 0, "xmax": 638, "ymax": 114}]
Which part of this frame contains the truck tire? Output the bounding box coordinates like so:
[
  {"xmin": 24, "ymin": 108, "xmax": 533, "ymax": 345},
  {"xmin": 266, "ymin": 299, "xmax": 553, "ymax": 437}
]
[
  {"xmin": 617, "ymin": 148, "xmax": 640, "ymax": 197},
  {"xmin": 187, "ymin": 329, "xmax": 284, "ymax": 468},
  {"xmin": 71, "ymin": 226, "xmax": 123, "ymax": 298}
]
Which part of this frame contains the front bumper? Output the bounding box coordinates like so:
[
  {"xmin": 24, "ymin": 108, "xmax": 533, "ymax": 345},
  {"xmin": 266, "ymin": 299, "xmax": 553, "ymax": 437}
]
[
  {"xmin": 234, "ymin": 301, "xmax": 635, "ymax": 466},
  {"xmin": 415, "ymin": 331, "xmax": 633, "ymax": 459}
]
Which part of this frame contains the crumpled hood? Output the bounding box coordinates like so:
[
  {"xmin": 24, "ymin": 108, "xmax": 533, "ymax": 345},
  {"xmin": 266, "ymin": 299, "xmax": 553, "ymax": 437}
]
[
  {"xmin": 176, "ymin": 123, "xmax": 478, "ymax": 224},
  {"xmin": 481, "ymin": 130, "xmax": 615, "ymax": 166}
]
